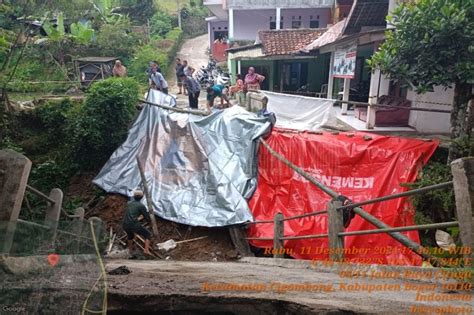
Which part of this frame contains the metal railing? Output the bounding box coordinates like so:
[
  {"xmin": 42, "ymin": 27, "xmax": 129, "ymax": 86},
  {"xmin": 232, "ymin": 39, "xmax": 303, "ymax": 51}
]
[{"xmin": 245, "ymin": 138, "xmax": 468, "ymax": 267}]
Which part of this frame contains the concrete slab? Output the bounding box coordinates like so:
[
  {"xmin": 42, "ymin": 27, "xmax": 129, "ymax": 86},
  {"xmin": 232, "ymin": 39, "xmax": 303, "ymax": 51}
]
[
  {"xmin": 334, "ymin": 107, "xmax": 417, "ymax": 134},
  {"xmin": 105, "ymin": 259, "xmax": 473, "ymax": 314}
]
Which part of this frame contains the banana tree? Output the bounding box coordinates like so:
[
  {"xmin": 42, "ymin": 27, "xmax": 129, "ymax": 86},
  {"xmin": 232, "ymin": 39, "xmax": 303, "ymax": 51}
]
[
  {"xmin": 90, "ymin": 0, "xmax": 122, "ymax": 23},
  {"xmin": 37, "ymin": 12, "xmax": 95, "ymax": 79}
]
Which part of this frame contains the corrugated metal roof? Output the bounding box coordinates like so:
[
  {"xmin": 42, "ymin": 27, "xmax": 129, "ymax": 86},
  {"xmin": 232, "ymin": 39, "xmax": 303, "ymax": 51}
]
[{"xmin": 305, "ymin": 19, "xmax": 347, "ymax": 51}]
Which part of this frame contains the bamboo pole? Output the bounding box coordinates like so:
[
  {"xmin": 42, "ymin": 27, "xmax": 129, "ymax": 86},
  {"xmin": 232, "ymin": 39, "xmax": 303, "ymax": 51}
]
[{"xmin": 136, "ymin": 156, "xmax": 159, "ymax": 237}]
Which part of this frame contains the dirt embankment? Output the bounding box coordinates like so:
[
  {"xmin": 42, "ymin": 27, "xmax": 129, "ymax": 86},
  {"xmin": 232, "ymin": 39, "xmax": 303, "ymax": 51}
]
[{"xmin": 86, "ymin": 194, "xmax": 238, "ymax": 261}]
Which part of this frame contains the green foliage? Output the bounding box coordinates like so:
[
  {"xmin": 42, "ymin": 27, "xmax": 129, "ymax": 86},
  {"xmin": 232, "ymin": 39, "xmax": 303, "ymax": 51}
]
[
  {"xmin": 181, "ymin": 2, "xmax": 208, "ymax": 36},
  {"xmin": 129, "ymin": 44, "xmax": 168, "ymax": 82},
  {"xmin": 41, "ymin": 12, "xmax": 95, "ymax": 45},
  {"xmin": 150, "ymin": 7, "xmax": 175, "ymax": 37},
  {"xmin": 95, "ymin": 17, "xmax": 140, "ymax": 59},
  {"xmin": 35, "ymin": 99, "xmax": 76, "ymax": 142},
  {"xmin": 70, "ymin": 21, "xmax": 95, "ymax": 44},
  {"xmin": 90, "ymin": 0, "xmax": 122, "ymax": 23},
  {"xmin": 68, "ymin": 77, "xmax": 139, "ymax": 170},
  {"xmin": 369, "ymin": 0, "xmax": 474, "ymax": 92},
  {"xmin": 42, "ymin": 13, "xmax": 66, "ymax": 42},
  {"xmin": 30, "ymin": 160, "xmax": 70, "ymax": 193},
  {"xmin": 408, "ymin": 161, "xmax": 455, "ymax": 224},
  {"xmin": 114, "ymin": 0, "xmax": 156, "ymax": 24},
  {"xmin": 165, "ymin": 27, "xmax": 183, "ymax": 41}
]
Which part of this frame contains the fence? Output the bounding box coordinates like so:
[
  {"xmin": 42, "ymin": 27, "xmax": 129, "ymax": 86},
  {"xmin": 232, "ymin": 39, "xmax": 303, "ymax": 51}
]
[
  {"xmin": 246, "ymin": 139, "xmax": 474, "ymax": 267},
  {"xmin": 0, "ymin": 149, "xmax": 105, "ymax": 255}
]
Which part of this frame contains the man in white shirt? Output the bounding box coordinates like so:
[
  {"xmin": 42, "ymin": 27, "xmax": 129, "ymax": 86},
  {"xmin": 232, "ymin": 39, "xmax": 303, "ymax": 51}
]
[{"xmin": 149, "ymin": 65, "xmax": 169, "ymax": 94}]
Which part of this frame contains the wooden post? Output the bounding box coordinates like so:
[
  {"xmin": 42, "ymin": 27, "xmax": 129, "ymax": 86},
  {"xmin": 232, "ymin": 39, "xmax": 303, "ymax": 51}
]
[
  {"xmin": 72, "ymin": 207, "xmax": 85, "ymax": 254},
  {"xmin": 136, "ymin": 156, "xmax": 159, "ymax": 237},
  {"xmin": 0, "ymin": 150, "xmax": 31, "ymax": 221},
  {"xmin": 273, "ymin": 212, "xmax": 284, "ymax": 258},
  {"xmin": 0, "ymin": 150, "xmax": 32, "ymax": 254},
  {"xmin": 44, "ymin": 188, "xmax": 63, "ymax": 244},
  {"xmin": 228, "ymin": 226, "xmax": 254, "ymax": 257},
  {"xmin": 328, "ymin": 200, "xmax": 344, "ymax": 262},
  {"xmin": 451, "ymin": 157, "xmax": 474, "ymax": 267},
  {"xmin": 341, "ymin": 78, "xmax": 350, "ymax": 115},
  {"xmin": 88, "ymin": 216, "xmax": 104, "ymax": 249}
]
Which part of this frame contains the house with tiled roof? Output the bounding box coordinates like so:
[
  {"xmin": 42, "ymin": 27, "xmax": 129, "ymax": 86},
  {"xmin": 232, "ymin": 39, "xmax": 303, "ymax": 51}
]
[
  {"xmin": 227, "ymin": 28, "xmax": 327, "ymax": 93},
  {"xmin": 204, "ymin": 0, "xmax": 353, "ymax": 61}
]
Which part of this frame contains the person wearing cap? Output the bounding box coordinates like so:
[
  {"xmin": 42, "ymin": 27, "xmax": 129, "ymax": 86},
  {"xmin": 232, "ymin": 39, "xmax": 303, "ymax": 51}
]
[{"xmin": 122, "ymin": 191, "xmax": 152, "ymax": 257}]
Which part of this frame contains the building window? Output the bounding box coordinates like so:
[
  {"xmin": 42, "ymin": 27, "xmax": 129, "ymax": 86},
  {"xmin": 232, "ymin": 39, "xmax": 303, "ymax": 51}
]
[
  {"xmin": 292, "ymin": 21, "xmax": 301, "ymax": 29},
  {"xmin": 270, "ymin": 21, "xmax": 283, "ymax": 29},
  {"xmin": 310, "ymin": 20, "xmax": 320, "ymax": 28}
]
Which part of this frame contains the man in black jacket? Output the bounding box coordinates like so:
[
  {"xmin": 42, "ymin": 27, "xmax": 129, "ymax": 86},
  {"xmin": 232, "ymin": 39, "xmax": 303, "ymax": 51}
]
[{"xmin": 123, "ymin": 191, "xmax": 152, "ymax": 256}]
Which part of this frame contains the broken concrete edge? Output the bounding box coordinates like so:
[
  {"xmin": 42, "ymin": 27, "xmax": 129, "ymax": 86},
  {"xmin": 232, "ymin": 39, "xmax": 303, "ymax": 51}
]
[
  {"xmin": 239, "ymin": 257, "xmax": 472, "ymax": 284},
  {"xmin": 0, "ymin": 254, "xmax": 97, "ymax": 274}
]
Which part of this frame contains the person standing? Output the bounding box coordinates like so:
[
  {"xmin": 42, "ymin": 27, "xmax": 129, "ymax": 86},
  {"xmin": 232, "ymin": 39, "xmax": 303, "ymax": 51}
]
[
  {"xmin": 112, "ymin": 60, "xmax": 127, "ymax": 77},
  {"xmin": 179, "ymin": 74, "xmax": 201, "ymax": 109},
  {"xmin": 183, "ymin": 60, "xmax": 195, "ymax": 77},
  {"xmin": 232, "ymin": 74, "xmax": 246, "ymax": 107},
  {"xmin": 123, "ymin": 191, "xmax": 152, "ymax": 257},
  {"xmin": 244, "ymin": 66, "xmax": 265, "ymax": 91},
  {"xmin": 149, "ymin": 65, "xmax": 169, "ymax": 94},
  {"xmin": 175, "ymin": 58, "xmax": 186, "ymax": 95}
]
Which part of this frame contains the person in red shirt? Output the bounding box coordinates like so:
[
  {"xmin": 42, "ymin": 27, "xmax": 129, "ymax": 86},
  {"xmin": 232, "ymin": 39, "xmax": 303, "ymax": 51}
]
[
  {"xmin": 231, "ymin": 74, "xmax": 246, "ymax": 106},
  {"xmin": 244, "ymin": 67, "xmax": 265, "ymax": 91}
]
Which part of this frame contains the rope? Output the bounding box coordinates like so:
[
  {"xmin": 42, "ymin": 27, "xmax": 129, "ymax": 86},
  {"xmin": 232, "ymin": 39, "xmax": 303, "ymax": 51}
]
[{"xmin": 81, "ymin": 221, "xmax": 107, "ymax": 315}]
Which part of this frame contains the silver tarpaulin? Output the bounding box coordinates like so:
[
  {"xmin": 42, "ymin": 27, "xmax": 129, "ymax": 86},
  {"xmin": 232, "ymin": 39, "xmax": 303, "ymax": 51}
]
[{"xmin": 93, "ymin": 91, "xmax": 273, "ymax": 227}]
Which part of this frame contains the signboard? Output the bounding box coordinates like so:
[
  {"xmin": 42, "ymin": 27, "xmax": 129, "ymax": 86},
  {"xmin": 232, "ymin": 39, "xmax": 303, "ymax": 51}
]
[{"xmin": 332, "ymin": 43, "xmax": 357, "ymax": 79}]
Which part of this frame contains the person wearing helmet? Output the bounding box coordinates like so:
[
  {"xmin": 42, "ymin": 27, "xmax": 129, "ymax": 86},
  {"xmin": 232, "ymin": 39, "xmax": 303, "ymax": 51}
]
[{"xmin": 122, "ymin": 190, "xmax": 152, "ymax": 257}]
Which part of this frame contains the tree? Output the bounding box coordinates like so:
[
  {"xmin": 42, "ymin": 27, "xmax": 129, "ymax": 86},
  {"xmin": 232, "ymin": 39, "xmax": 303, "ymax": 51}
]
[
  {"xmin": 369, "ymin": 0, "xmax": 473, "ymax": 161},
  {"xmin": 37, "ymin": 12, "xmax": 95, "ymax": 78}
]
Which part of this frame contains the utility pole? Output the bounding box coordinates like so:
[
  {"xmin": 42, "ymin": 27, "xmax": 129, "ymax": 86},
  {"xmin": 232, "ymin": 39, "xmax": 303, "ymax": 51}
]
[{"xmin": 177, "ymin": 0, "xmax": 182, "ymax": 28}]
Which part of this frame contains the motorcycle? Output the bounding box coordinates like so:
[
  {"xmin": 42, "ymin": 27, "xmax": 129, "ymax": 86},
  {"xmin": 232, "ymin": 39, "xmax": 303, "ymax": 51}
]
[{"xmin": 195, "ymin": 59, "xmax": 231, "ymax": 89}]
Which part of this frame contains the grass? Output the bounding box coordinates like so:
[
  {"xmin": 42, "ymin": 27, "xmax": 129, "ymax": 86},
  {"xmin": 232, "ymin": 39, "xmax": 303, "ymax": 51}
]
[{"xmin": 155, "ymin": 0, "xmax": 192, "ymax": 13}]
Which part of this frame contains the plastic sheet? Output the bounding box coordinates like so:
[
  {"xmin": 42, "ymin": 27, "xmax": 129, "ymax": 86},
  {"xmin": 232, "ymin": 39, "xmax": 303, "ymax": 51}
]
[
  {"xmin": 145, "ymin": 89, "xmax": 177, "ymax": 107},
  {"xmin": 93, "ymin": 97, "xmax": 273, "ymax": 227},
  {"xmin": 261, "ymin": 91, "xmax": 338, "ymax": 130},
  {"xmin": 248, "ymin": 129, "xmax": 438, "ymax": 266}
]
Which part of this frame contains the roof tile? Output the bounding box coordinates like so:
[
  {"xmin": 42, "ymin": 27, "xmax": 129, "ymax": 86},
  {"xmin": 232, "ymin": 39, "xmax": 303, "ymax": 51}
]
[{"xmin": 258, "ymin": 29, "xmax": 326, "ymax": 56}]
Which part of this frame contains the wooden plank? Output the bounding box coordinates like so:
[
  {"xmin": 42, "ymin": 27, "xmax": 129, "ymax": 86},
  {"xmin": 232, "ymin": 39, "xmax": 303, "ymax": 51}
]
[{"xmin": 451, "ymin": 157, "xmax": 474, "ymax": 267}]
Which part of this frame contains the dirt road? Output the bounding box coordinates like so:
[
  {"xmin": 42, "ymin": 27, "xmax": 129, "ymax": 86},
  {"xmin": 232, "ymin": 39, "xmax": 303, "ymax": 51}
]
[
  {"xmin": 106, "ymin": 258, "xmax": 473, "ymax": 314},
  {"xmin": 168, "ymin": 34, "xmax": 209, "ymax": 110}
]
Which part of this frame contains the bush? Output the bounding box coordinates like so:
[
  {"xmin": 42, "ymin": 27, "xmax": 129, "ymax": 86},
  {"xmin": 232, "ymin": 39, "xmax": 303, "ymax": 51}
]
[
  {"xmin": 180, "ymin": 3, "xmax": 208, "ymax": 37},
  {"xmin": 35, "ymin": 98, "xmax": 76, "ymax": 142},
  {"xmin": 129, "ymin": 44, "xmax": 168, "ymax": 82},
  {"xmin": 150, "ymin": 8, "xmax": 175, "ymax": 37},
  {"xmin": 165, "ymin": 27, "xmax": 183, "ymax": 41},
  {"xmin": 408, "ymin": 161, "xmax": 455, "ymax": 247},
  {"xmin": 68, "ymin": 77, "xmax": 139, "ymax": 170},
  {"xmin": 95, "ymin": 18, "xmax": 141, "ymax": 60}
]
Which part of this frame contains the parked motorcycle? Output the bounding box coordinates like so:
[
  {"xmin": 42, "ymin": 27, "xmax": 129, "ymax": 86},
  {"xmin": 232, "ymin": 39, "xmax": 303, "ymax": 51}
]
[{"xmin": 195, "ymin": 59, "xmax": 231, "ymax": 89}]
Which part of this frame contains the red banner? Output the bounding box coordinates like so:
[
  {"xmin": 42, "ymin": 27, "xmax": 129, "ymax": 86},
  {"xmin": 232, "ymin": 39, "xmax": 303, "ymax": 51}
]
[{"xmin": 248, "ymin": 129, "xmax": 438, "ymax": 266}]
